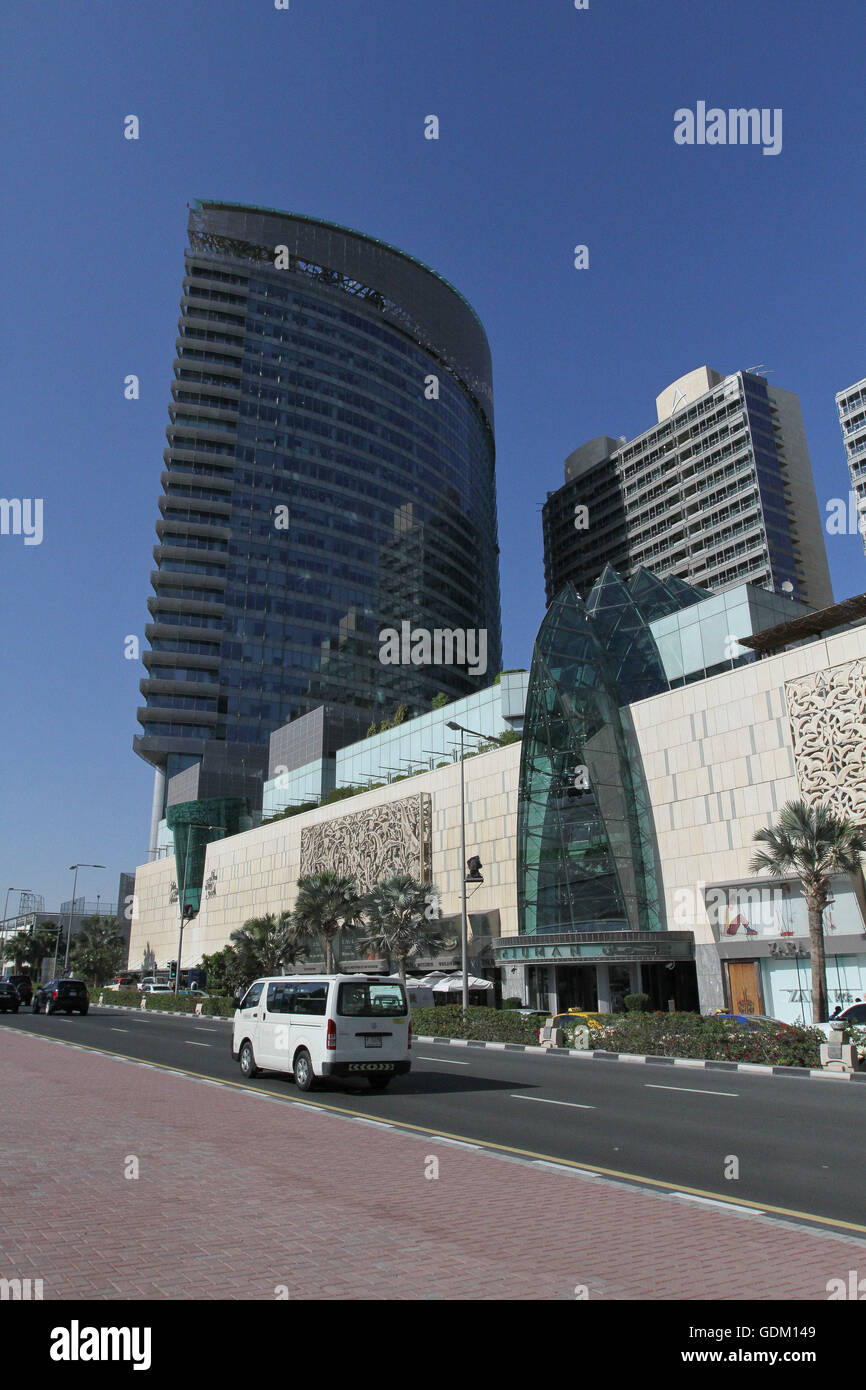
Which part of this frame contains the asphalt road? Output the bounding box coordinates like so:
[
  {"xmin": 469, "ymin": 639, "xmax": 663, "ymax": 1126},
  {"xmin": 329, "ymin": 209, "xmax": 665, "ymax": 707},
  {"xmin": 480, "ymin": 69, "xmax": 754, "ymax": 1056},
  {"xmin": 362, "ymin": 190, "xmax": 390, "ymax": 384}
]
[{"xmin": 3, "ymin": 1005, "xmax": 864, "ymax": 1234}]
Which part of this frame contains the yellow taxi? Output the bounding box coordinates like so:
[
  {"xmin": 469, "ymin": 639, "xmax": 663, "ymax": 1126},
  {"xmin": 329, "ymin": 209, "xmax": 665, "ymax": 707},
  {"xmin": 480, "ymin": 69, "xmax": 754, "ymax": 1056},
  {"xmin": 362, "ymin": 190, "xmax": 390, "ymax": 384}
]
[{"xmin": 549, "ymin": 1009, "xmax": 604, "ymax": 1032}]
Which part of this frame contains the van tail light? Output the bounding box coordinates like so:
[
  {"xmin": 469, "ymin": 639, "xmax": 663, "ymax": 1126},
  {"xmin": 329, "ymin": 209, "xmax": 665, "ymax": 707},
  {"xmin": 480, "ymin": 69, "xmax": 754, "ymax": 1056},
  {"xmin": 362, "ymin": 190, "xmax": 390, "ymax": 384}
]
[
  {"xmin": 326, "ymin": 1018, "xmax": 337, "ymax": 1050},
  {"xmin": 408, "ymin": 1019, "xmax": 412, "ymax": 1050}
]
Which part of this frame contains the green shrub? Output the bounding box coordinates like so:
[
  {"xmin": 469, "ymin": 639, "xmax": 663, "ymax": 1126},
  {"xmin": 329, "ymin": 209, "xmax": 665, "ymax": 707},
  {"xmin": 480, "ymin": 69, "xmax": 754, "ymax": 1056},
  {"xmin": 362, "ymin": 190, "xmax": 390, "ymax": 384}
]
[
  {"xmin": 502, "ymin": 997, "xmax": 523, "ymax": 1009},
  {"xmin": 201, "ymin": 996, "xmax": 236, "ymax": 1017},
  {"xmin": 589, "ymin": 1012, "xmax": 824, "ymax": 1067},
  {"xmin": 623, "ymin": 993, "xmax": 651, "ymax": 1012},
  {"xmin": 411, "ymin": 1004, "xmax": 543, "ymax": 1045},
  {"xmin": 99, "ymin": 988, "xmax": 142, "ymax": 1007}
]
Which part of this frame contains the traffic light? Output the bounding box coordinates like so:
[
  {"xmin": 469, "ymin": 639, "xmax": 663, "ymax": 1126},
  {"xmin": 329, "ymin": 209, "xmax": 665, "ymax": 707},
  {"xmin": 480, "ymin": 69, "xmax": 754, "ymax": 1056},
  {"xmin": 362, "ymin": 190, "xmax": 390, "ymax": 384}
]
[{"xmin": 168, "ymin": 960, "xmax": 177, "ymax": 981}]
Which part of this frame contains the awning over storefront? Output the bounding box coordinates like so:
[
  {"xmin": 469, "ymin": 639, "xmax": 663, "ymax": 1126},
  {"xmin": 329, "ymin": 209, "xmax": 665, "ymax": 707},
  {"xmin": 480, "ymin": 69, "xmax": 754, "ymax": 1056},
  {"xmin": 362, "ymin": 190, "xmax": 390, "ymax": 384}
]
[{"xmin": 432, "ymin": 973, "xmax": 495, "ymax": 992}]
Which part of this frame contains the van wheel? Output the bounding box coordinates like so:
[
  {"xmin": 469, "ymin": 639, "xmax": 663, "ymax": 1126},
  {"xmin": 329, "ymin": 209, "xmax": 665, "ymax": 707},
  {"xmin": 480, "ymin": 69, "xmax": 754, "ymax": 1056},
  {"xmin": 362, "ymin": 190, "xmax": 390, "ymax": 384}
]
[
  {"xmin": 239, "ymin": 1040, "xmax": 260, "ymax": 1079},
  {"xmin": 293, "ymin": 1049, "xmax": 316, "ymax": 1091},
  {"xmin": 368, "ymin": 1074, "xmax": 391, "ymax": 1091}
]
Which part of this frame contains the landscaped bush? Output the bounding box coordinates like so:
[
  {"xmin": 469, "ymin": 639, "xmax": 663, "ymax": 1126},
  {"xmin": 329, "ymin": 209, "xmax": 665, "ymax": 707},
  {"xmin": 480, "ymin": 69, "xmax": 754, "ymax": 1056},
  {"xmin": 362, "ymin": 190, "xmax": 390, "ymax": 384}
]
[
  {"xmin": 98, "ymin": 988, "xmax": 142, "ymax": 1007},
  {"xmin": 97, "ymin": 987, "xmax": 235, "ymax": 1017},
  {"xmin": 410, "ymin": 1004, "xmax": 544, "ymax": 1045},
  {"xmin": 623, "ymin": 993, "xmax": 651, "ymax": 1012},
  {"xmin": 589, "ymin": 1012, "xmax": 825, "ymax": 1067}
]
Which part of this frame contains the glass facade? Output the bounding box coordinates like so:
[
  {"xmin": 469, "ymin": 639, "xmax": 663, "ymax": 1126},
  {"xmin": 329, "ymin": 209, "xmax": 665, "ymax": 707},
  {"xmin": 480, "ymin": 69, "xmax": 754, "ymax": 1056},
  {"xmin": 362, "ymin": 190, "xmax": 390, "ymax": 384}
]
[
  {"xmin": 517, "ymin": 567, "xmax": 709, "ymax": 936},
  {"xmin": 135, "ymin": 201, "xmax": 502, "ymax": 809}
]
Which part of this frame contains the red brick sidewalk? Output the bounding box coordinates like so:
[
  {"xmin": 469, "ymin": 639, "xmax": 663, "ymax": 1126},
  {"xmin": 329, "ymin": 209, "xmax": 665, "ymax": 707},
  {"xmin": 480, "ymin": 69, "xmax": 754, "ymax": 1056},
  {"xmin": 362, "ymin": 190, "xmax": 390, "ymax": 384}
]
[{"xmin": 2, "ymin": 1030, "xmax": 863, "ymax": 1300}]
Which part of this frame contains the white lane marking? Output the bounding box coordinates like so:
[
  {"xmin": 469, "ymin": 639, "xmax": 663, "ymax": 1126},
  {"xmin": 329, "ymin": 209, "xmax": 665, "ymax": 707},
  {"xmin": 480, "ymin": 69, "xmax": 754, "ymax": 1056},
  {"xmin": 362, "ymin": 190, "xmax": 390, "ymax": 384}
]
[
  {"xmin": 672, "ymin": 1192, "xmax": 762, "ymax": 1215},
  {"xmin": 511, "ymin": 1094, "xmax": 594, "ymax": 1109},
  {"xmin": 645, "ymin": 1083, "xmax": 738, "ymax": 1097},
  {"xmin": 417, "ymin": 1055, "xmax": 469, "ymax": 1065},
  {"xmin": 109, "ymin": 1028, "xmax": 129, "ymax": 1033},
  {"xmin": 184, "ymin": 1041, "xmax": 211, "ymax": 1047}
]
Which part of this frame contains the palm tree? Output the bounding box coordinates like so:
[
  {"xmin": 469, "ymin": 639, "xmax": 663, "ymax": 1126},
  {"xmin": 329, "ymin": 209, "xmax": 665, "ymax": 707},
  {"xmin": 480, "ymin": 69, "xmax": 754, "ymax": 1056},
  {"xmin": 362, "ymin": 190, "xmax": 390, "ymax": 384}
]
[
  {"xmin": 750, "ymin": 800, "xmax": 866, "ymax": 1023},
  {"xmin": 70, "ymin": 917, "xmax": 127, "ymax": 986},
  {"xmin": 30, "ymin": 923, "xmax": 61, "ymax": 974},
  {"xmin": 3, "ymin": 930, "xmax": 33, "ymax": 973},
  {"xmin": 362, "ymin": 875, "xmax": 441, "ymax": 981},
  {"xmin": 230, "ymin": 911, "xmax": 301, "ymax": 979},
  {"xmin": 293, "ymin": 873, "xmax": 362, "ymax": 973}
]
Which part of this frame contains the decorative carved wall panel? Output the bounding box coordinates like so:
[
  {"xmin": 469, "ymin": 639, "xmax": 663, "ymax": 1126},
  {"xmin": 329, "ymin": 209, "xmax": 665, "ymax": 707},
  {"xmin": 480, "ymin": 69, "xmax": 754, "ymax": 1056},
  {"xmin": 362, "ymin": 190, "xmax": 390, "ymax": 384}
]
[
  {"xmin": 785, "ymin": 659, "xmax": 866, "ymax": 823},
  {"xmin": 300, "ymin": 793, "xmax": 432, "ymax": 891}
]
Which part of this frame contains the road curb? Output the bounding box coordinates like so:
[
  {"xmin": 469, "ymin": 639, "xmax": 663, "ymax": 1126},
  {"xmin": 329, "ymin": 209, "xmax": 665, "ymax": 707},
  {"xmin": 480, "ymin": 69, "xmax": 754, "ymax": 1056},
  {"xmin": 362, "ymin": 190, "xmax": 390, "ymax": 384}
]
[
  {"xmin": 414, "ymin": 1035, "xmax": 866, "ymax": 1082},
  {"xmin": 95, "ymin": 1002, "xmax": 233, "ymax": 1023}
]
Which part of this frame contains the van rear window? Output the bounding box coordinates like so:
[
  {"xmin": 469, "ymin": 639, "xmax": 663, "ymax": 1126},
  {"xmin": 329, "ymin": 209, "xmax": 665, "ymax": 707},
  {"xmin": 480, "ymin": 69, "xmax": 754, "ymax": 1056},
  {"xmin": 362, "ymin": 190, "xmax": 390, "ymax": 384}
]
[{"xmin": 337, "ymin": 982, "xmax": 407, "ymax": 1017}]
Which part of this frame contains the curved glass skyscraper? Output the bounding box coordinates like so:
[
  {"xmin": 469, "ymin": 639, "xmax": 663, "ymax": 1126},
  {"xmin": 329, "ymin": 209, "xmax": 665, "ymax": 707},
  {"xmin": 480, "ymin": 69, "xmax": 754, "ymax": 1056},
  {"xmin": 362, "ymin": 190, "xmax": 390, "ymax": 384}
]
[{"xmin": 135, "ymin": 201, "xmax": 501, "ymax": 845}]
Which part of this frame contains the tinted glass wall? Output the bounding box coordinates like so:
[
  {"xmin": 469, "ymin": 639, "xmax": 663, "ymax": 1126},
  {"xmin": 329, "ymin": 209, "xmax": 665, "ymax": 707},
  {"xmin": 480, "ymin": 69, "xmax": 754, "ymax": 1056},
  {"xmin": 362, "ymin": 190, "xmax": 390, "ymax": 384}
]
[{"xmin": 135, "ymin": 202, "xmax": 502, "ymax": 781}]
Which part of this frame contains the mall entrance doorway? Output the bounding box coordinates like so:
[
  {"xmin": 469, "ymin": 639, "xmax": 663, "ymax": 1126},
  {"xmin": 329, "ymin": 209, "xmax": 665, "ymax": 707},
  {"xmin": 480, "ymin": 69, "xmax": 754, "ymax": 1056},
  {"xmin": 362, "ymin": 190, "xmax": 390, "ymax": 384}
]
[{"xmin": 555, "ymin": 965, "xmax": 598, "ymax": 1012}]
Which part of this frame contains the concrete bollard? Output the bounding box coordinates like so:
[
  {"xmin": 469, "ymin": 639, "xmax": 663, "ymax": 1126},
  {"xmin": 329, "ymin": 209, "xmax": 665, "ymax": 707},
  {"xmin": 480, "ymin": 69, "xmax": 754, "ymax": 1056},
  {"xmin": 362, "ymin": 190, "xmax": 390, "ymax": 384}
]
[{"xmin": 820, "ymin": 1020, "xmax": 858, "ymax": 1072}]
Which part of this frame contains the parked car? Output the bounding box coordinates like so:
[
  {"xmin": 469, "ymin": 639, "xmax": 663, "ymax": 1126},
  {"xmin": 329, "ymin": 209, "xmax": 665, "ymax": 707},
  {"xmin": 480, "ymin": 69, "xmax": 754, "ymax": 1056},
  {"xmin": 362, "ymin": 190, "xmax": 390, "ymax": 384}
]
[
  {"xmin": 140, "ymin": 983, "xmax": 173, "ymax": 995},
  {"xmin": 831, "ymin": 1003, "xmax": 866, "ymax": 1025},
  {"xmin": 5, "ymin": 975, "xmax": 33, "ymax": 1006},
  {"xmin": 232, "ymin": 973, "xmax": 411, "ymax": 1091},
  {"xmin": 112, "ymin": 975, "xmax": 138, "ymax": 989},
  {"xmin": 712, "ymin": 1011, "xmax": 795, "ymax": 1033},
  {"xmin": 32, "ymin": 979, "xmax": 89, "ymax": 1015},
  {"xmin": 0, "ymin": 981, "xmax": 20, "ymax": 1013},
  {"xmin": 549, "ymin": 1009, "xmax": 604, "ymax": 1032}
]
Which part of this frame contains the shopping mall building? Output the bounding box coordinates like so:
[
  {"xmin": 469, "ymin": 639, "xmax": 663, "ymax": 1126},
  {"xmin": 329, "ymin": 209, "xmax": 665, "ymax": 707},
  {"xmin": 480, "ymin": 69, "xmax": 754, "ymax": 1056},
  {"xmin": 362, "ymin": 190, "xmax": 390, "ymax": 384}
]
[{"xmin": 127, "ymin": 568, "xmax": 866, "ymax": 1025}]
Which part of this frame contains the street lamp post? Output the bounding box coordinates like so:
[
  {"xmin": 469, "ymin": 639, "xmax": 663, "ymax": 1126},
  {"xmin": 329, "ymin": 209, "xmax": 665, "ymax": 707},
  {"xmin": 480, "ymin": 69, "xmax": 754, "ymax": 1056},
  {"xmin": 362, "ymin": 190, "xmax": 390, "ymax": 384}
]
[
  {"xmin": 63, "ymin": 865, "xmax": 105, "ymax": 973},
  {"xmin": 1, "ymin": 887, "xmax": 31, "ymax": 974},
  {"xmin": 446, "ymin": 722, "xmax": 505, "ymax": 1011},
  {"xmin": 173, "ymin": 825, "xmax": 223, "ymax": 993}
]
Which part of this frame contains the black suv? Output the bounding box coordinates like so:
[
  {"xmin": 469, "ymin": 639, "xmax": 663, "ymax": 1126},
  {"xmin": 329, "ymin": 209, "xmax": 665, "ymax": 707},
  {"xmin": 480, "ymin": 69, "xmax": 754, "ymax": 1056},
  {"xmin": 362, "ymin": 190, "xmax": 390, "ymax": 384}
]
[
  {"xmin": 32, "ymin": 979, "xmax": 89, "ymax": 1016},
  {"xmin": 0, "ymin": 981, "xmax": 20, "ymax": 1013},
  {"xmin": 5, "ymin": 975, "xmax": 32, "ymax": 1005}
]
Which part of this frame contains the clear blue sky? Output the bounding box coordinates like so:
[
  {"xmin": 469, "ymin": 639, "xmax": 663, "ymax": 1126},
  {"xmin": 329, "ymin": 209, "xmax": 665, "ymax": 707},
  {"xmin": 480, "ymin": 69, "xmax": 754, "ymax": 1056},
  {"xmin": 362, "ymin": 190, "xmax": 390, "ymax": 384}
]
[{"xmin": 2, "ymin": 0, "xmax": 864, "ymax": 912}]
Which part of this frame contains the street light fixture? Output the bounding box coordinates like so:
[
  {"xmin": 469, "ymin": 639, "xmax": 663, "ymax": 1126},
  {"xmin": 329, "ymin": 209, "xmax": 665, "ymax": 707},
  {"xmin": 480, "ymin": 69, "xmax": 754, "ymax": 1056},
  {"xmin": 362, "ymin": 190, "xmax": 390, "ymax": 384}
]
[
  {"xmin": 63, "ymin": 865, "xmax": 105, "ymax": 973},
  {"xmin": 446, "ymin": 722, "xmax": 505, "ymax": 1010},
  {"xmin": 173, "ymin": 825, "xmax": 224, "ymax": 993}
]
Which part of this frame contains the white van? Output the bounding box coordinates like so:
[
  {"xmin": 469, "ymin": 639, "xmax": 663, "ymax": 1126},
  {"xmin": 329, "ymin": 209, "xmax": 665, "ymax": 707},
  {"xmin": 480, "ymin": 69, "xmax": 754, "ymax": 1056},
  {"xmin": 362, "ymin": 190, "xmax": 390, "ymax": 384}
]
[{"xmin": 231, "ymin": 974, "xmax": 411, "ymax": 1091}]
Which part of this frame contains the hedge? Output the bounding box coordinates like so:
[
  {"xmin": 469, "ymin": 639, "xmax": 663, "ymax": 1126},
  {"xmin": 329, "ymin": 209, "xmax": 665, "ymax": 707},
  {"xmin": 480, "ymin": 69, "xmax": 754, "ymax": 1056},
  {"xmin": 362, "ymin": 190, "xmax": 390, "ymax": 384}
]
[
  {"xmin": 98, "ymin": 987, "xmax": 236, "ymax": 1018},
  {"xmin": 410, "ymin": 1004, "xmax": 544, "ymax": 1045},
  {"xmin": 588, "ymin": 1012, "xmax": 825, "ymax": 1067}
]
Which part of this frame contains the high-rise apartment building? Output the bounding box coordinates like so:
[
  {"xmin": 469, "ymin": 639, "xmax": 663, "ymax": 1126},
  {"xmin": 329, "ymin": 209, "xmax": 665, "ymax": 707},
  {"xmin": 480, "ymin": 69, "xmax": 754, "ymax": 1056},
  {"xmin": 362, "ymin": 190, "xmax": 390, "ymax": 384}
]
[
  {"xmin": 836, "ymin": 374, "xmax": 866, "ymax": 556},
  {"xmin": 134, "ymin": 201, "xmax": 501, "ymax": 852},
  {"xmin": 543, "ymin": 366, "xmax": 833, "ymax": 609}
]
